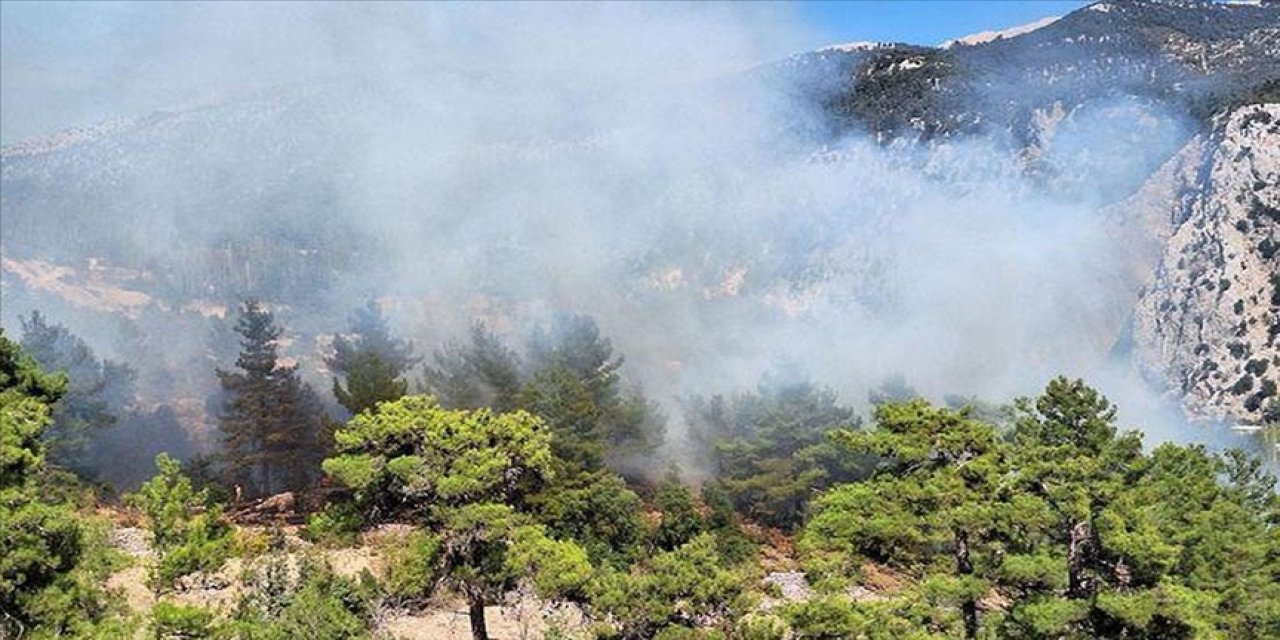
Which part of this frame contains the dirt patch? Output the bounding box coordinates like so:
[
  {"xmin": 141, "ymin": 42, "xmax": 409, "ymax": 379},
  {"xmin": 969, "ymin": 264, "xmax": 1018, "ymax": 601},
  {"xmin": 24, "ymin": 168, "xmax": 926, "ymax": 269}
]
[
  {"xmin": 742, "ymin": 522, "xmax": 797, "ymax": 572},
  {"xmin": 378, "ymin": 595, "xmax": 587, "ymax": 640},
  {"xmin": 860, "ymin": 562, "xmax": 906, "ymax": 593},
  {"xmin": 107, "ymin": 565, "xmax": 153, "ymax": 614},
  {"xmin": 323, "ymin": 545, "xmax": 381, "ymax": 579},
  {"xmin": 1, "ymin": 255, "xmax": 152, "ymax": 315}
]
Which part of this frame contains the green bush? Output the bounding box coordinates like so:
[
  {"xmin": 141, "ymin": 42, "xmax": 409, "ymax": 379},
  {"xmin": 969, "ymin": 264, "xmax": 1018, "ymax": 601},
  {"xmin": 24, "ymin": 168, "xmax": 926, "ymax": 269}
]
[
  {"xmin": 701, "ymin": 483, "xmax": 757, "ymax": 566},
  {"xmin": 381, "ymin": 529, "xmax": 441, "ymax": 600},
  {"xmin": 652, "ymin": 472, "xmax": 704, "ymax": 551},
  {"xmin": 229, "ymin": 528, "xmax": 271, "ymax": 558},
  {"xmin": 231, "ymin": 555, "xmax": 379, "ymax": 640},
  {"xmin": 154, "ymin": 513, "xmax": 232, "ymax": 589},
  {"xmin": 128, "ymin": 454, "xmax": 231, "ymax": 592},
  {"xmin": 588, "ymin": 534, "xmax": 747, "ymax": 638},
  {"xmin": 21, "ymin": 515, "xmax": 132, "ymax": 638},
  {"xmin": 152, "ymin": 601, "xmax": 221, "ymax": 639},
  {"xmin": 782, "ymin": 597, "xmax": 865, "ymax": 640},
  {"xmin": 302, "ymin": 502, "xmax": 362, "ymax": 548},
  {"xmin": 735, "ymin": 613, "xmax": 790, "ymax": 640},
  {"xmin": 535, "ymin": 471, "xmax": 645, "ymax": 568},
  {"xmin": 653, "ymin": 627, "xmax": 726, "ymax": 640}
]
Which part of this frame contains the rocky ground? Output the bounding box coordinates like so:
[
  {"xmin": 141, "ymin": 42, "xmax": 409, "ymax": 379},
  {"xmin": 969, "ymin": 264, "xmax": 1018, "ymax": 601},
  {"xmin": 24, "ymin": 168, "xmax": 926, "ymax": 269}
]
[
  {"xmin": 1129, "ymin": 103, "xmax": 1280, "ymax": 422},
  {"xmin": 101, "ymin": 506, "xmax": 914, "ymax": 639},
  {"xmin": 104, "ymin": 521, "xmax": 591, "ymax": 640}
]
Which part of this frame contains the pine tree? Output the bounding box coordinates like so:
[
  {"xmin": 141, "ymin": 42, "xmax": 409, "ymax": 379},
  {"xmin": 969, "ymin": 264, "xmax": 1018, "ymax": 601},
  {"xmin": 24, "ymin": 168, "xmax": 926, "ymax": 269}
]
[
  {"xmin": 802, "ymin": 400, "xmax": 1006, "ymax": 638},
  {"xmin": 327, "ymin": 301, "xmax": 416, "ymax": 416},
  {"xmin": 688, "ymin": 366, "xmax": 860, "ymax": 530},
  {"xmin": 653, "ymin": 471, "xmax": 705, "ymax": 551},
  {"xmin": 424, "ymin": 322, "xmax": 522, "ymax": 412},
  {"xmin": 521, "ymin": 314, "xmax": 662, "ymax": 476},
  {"xmin": 1009, "ymin": 378, "xmax": 1142, "ymax": 611},
  {"xmin": 19, "ymin": 311, "xmax": 136, "ymax": 475},
  {"xmin": 217, "ymin": 300, "xmax": 326, "ymax": 498},
  {"xmin": 1, "ymin": 330, "xmax": 117, "ymax": 636},
  {"xmin": 323, "ymin": 395, "xmax": 588, "ymax": 640},
  {"xmin": 20, "ymin": 311, "xmax": 193, "ymax": 489}
]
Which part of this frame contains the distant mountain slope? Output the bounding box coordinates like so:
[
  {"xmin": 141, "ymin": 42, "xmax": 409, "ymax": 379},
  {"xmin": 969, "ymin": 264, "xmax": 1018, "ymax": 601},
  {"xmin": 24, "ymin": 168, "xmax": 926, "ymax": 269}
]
[
  {"xmin": 1129, "ymin": 104, "xmax": 1280, "ymax": 421},
  {"xmin": 2, "ymin": 0, "xmax": 1278, "ymax": 424},
  {"xmin": 789, "ymin": 0, "xmax": 1280, "ymax": 141},
  {"xmin": 941, "ymin": 15, "xmax": 1061, "ymax": 49}
]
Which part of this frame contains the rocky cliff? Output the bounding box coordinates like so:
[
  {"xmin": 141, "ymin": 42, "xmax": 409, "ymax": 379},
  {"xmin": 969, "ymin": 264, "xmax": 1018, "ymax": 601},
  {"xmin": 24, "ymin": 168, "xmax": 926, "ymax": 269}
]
[{"xmin": 1130, "ymin": 103, "xmax": 1280, "ymax": 422}]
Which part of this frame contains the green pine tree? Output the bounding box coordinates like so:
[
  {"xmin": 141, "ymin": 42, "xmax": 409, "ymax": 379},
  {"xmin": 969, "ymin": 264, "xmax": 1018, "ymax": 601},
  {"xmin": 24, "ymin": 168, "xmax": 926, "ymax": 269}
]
[
  {"xmin": 423, "ymin": 322, "xmax": 522, "ymax": 413},
  {"xmin": 323, "ymin": 395, "xmax": 588, "ymax": 640},
  {"xmin": 327, "ymin": 300, "xmax": 416, "ymax": 416},
  {"xmin": 521, "ymin": 314, "xmax": 662, "ymax": 477},
  {"xmin": 689, "ymin": 366, "xmax": 861, "ymax": 530},
  {"xmin": 217, "ymin": 300, "xmax": 326, "ymax": 498},
  {"xmin": 19, "ymin": 311, "xmax": 134, "ymax": 474},
  {"xmin": 1, "ymin": 330, "xmax": 121, "ymax": 636}
]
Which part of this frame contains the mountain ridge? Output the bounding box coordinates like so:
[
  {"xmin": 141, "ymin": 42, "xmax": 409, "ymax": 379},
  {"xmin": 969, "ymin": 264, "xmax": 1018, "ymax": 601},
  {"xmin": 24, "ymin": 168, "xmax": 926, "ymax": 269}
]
[{"xmin": 2, "ymin": 0, "xmax": 1278, "ymax": 425}]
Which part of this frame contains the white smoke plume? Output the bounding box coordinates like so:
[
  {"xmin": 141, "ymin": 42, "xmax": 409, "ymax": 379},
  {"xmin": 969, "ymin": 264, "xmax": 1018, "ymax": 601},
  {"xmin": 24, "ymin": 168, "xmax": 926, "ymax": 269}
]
[{"xmin": 3, "ymin": 2, "xmax": 1253, "ymax": 467}]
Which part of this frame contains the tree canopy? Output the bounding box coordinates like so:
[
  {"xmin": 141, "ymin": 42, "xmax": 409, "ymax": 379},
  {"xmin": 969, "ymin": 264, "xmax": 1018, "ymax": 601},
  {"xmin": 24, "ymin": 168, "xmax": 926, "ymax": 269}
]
[
  {"xmin": 327, "ymin": 300, "xmax": 417, "ymax": 416},
  {"xmin": 1, "ymin": 330, "xmax": 120, "ymax": 638},
  {"xmin": 797, "ymin": 377, "xmax": 1280, "ymax": 639},
  {"xmin": 217, "ymin": 300, "xmax": 327, "ymax": 498},
  {"xmin": 323, "ymin": 394, "xmax": 587, "ymax": 640}
]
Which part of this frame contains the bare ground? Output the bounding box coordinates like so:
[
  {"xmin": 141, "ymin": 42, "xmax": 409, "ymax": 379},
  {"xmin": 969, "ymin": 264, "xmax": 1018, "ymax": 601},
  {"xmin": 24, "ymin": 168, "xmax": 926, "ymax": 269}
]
[{"xmin": 105, "ymin": 524, "xmax": 591, "ymax": 639}]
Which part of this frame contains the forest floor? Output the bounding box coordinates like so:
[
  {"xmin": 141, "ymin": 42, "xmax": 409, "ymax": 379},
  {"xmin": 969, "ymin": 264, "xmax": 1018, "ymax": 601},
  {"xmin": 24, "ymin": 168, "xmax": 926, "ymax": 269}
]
[
  {"xmin": 105, "ymin": 520, "xmax": 591, "ymax": 639},
  {"xmin": 100, "ymin": 494, "xmax": 904, "ymax": 639}
]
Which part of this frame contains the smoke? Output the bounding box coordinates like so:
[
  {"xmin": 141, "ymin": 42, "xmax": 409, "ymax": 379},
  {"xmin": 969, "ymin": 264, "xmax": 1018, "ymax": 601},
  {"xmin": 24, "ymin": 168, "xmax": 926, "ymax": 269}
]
[{"xmin": 3, "ymin": 2, "xmax": 1243, "ymax": 466}]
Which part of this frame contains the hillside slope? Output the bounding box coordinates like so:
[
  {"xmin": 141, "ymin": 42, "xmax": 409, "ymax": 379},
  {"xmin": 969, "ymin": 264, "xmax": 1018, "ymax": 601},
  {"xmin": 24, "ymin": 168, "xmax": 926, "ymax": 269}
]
[
  {"xmin": 2, "ymin": 0, "xmax": 1278, "ymax": 426},
  {"xmin": 1130, "ymin": 103, "xmax": 1280, "ymax": 421}
]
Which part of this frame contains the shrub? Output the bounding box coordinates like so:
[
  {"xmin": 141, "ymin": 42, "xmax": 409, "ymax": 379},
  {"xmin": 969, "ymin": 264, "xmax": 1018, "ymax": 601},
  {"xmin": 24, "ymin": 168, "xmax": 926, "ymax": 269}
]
[
  {"xmin": 152, "ymin": 601, "xmax": 221, "ymax": 639},
  {"xmin": 381, "ymin": 530, "xmax": 441, "ymax": 600},
  {"xmin": 232, "ymin": 554, "xmax": 379, "ymax": 640},
  {"xmin": 535, "ymin": 471, "xmax": 645, "ymax": 568},
  {"xmin": 736, "ymin": 613, "xmax": 790, "ymax": 640},
  {"xmin": 588, "ymin": 534, "xmax": 747, "ymax": 638},
  {"xmin": 652, "ymin": 473, "xmax": 704, "ymax": 551},
  {"xmin": 783, "ymin": 597, "xmax": 865, "ymax": 639},
  {"xmin": 230, "ymin": 528, "xmax": 271, "ymax": 558},
  {"xmin": 128, "ymin": 454, "xmax": 231, "ymax": 592},
  {"xmin": 302, "ymin": 502, "xmax": 362, "ymax": 548}
]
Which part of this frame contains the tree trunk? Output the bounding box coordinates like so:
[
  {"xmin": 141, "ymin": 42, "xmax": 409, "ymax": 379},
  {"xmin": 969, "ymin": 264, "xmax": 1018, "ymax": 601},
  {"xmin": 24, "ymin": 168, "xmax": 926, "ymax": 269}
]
[
  {"xmin": 469, "ymin": 596, "xmax": 489, "ymax": 640},
  {"xmin": 1067, "ymin": 519, "xmax": 1092, "ymax": 599},
  {"xmin": 954, "ymin": 528, "xmax": 979, "ymax": 639},
  {"xmin": 261, "ymin": 460, "xmax": 273, "ymax": 497}
]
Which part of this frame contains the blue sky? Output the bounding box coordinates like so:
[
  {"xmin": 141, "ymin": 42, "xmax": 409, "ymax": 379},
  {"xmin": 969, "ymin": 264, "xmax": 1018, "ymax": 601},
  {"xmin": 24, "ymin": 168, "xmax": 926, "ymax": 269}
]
[{"xmin": 797, "ymin": 1, "xmax": 1088, "ymax": 47}]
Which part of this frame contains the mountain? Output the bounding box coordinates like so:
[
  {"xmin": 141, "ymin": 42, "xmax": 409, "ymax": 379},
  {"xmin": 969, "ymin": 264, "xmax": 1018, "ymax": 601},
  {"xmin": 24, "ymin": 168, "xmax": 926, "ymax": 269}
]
[
  {"xmin": 789, "ymin": 0, "xmax": 1279, "ymax": 141},
  {"xmin": 940, "ymin": 15, "xmax": 1062, "ymax": 49},
  {"xmin": 1127, "ymin": 104, "xmax": 1280, "ymax": 420},
  {"xmin": 1, "ymin": 0, "xmax": 1278, "ymax": 427},
  {"xmin": 734, "ymin": 0, "xmax": 1280, "ymax": 422}
]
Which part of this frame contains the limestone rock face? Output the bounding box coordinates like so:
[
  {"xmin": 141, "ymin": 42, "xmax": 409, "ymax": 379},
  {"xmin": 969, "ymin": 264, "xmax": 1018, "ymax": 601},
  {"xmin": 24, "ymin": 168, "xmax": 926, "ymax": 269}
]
[{"xmin": 1132, "ymin": 104, "xmax": 1280, "ymax": 422}]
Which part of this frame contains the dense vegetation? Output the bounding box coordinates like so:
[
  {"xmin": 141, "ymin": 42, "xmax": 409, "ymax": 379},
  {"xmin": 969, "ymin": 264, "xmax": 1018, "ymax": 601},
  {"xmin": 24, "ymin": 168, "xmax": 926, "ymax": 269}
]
[
  {"xmin": 1, "ymin": 330, "xmax": 130, "ymax": 638},
  {"xmin": 1, "ymin": 306, "xmax": 1277, "ymax": 639}
]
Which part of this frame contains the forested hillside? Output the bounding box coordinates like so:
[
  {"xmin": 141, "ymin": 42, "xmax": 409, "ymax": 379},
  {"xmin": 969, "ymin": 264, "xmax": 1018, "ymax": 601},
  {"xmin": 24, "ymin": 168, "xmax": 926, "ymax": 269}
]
[{"xmin": 3, "ymin": 322, "xmax": 1278, "ymax": 638}]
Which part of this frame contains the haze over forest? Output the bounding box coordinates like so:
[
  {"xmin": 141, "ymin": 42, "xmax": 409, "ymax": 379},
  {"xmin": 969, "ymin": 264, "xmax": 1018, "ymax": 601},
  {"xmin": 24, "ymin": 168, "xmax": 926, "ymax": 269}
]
[
  {"xmin": 1, "ymin": 1, "xmax": 1278, "ymax": 638},
  {"xmin": 3, "ymin": 1, "xmax": 1275, "ymax": 470}
]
